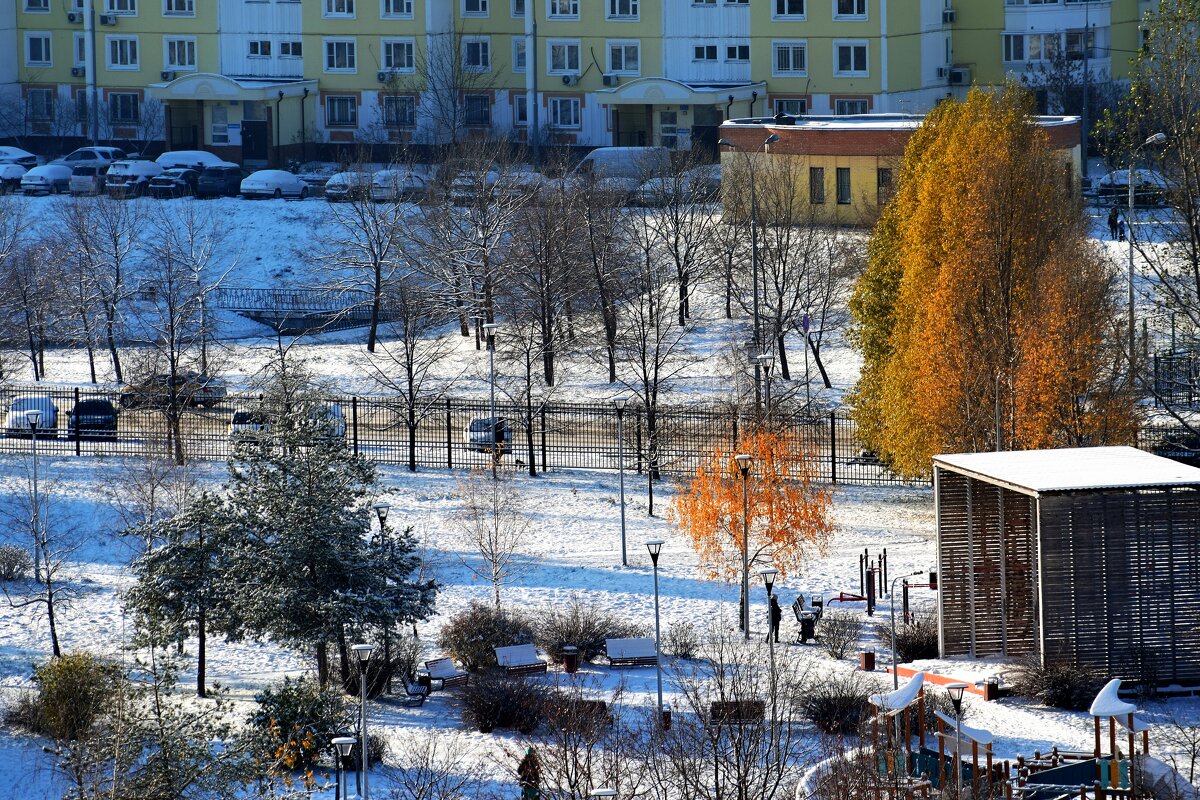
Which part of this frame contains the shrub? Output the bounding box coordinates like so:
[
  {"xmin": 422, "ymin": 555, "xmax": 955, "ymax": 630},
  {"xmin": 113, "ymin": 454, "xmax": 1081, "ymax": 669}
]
[
  {"xmin": 1008, "ymin": 655, "xmax": 1105, "ymax": 710},
  {"xmin": 664, "ymin": 621, "xmax": 700, "ymax": 660},
  {"xmin": 341, "ymin": 634, "xmax": 424, "ymax": 699},
  {"xmin": 876, "ymin": 610, "xmax": 940, "ymax": 664},
  {"xmin": 799, "ymin": 671, "xmax": 878, "ymax": 735},
  {"xmin": 461, "ymin": 671, "xmax": 548, "ymax": 734},
  {"xmin": 534, "ymin": 596, "xmax": 647, "ymax": 663},
  {"xmin": 6, "ymin": 652, "xmax": 124, "ymax": 741},
  {"xmin": 0, "ymin": 544, "xmax": 31, "ymax": 582},
  {"xmin": 818, "ymin": 610, "xmax": 862, "ymax": 660},
  {"xmin": 439, "ymin": 602, "xmax": 535, "ymax": 672},
  {"xmin": 249, "ymin": 676, "xmax": 352, "ymax": 771}
]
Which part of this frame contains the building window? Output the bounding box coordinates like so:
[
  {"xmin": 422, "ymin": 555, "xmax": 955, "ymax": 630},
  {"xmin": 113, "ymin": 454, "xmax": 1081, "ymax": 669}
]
[
  {"xmin": 693, "ymin": 44, "xmax": 717, "ymax": 61},
  {"xmin": 876, "ymin": 167, "xmax": 893, "ymax": 205},
  {"xmin": 548, "ymin": 0, "xmax": 577, "ymax": 18},
  {"xmin": 74, "ymin": 93, "xmax": 87, "ymax": 126},
  {"xmin": 1002, "ymin": 33, "xmax": 1023, "ymax": 62},
  {"xmin": 548, "ymin": 40, "xmax": 580, "ymax": 73},
  {"xmin": 74, "ymin": 32, "xmax": 86, "ymax": 66},
  {"xmin": 660, "ymin": 109, "xmax": 678, "ymax": 148},
  {"xmin": 106, "ymin": 0, "xmax": 136, "ymax": 13},
  {"xmin": 25, "ymin": 33, "xmax": 52, "ymax": 66},
  {"xmin": 27, "ymin": 89, "xmax": 53, "ymax": 120},
  {"xmin": 25, "ymin": 0, "xmax": 50, "ymax": 11},
  {"xmin": 693, "ymin": 0, "xmax": 715, "ymax": 4},
  {"xmin": 249, "ymin": 40, "xmax": 271, "ymax": 57},
  {"xmin": 324, "ymin": 38, "xmax": 357, "ymax": 71},
  {"xmin": 463, "ymin": 0, "xmax": 488, "ymax": 14},
  {"xmin": 107, "ymin": 36, "xmax": 139, "ymax": 69},
  {"xmin": 809, "ymin": 166, "xmax": 824, "ymax": 204},
  {"xmin": 1065, "ymin": 29, "xmax": 1095, "ymax": 60},
  {"xmin": 726, "ymin": 44, "xmax": 750, "ymax": 61},
  {"xmin": 774, "ymin": 97, "xmax": 807, "ymax": 115},
  {"xmin": 514, "ymin": 93, "xmax": 528, "ymax": 125},
  {"xmin": 325, "ymin": 95, "xmax": 358, "ymax": 126},
  {"xmin": 608, "ymin": 41, "xmax": 640, "ymax": 74},
  {"xmin": 1024, "ymin": 33, "xmax": 1061, "ymax": 61},
  {"xmin": 384, "ymin": 95, "xmax": 415, "ymax": 127},
  {"xmin": 835, "ymin": 0, "xmax": 865, "ymax": 17},
  {"xmin": 164, "ymin": 37, "xmax": 196, "ymax": 69},
  {"xmin": 383, "ymin": 38, "xmax": 415, "ymax": 71},
  {"xmin": 463, "ymin": 37, "xmax": 490, "ymax": 71},
  {"xmin": 608, "ymin": 0, "xmax": 637, "ymax": 18},
  {"xmin": 109, "ymin": 92, "xmax": 139, "ymax": 123},
  {"xmin": 834, "ymin": 98, "xmax": 869, "ymax": 114},
  {"xmin": 772, "ymin": 41, "xmax": 806, "ymax": 75},
  {"xmin": 548, "ymin": 96, "xmax": 580, "ymax": 128},
  {"xmin": 774, "ymin": 0, "xmax": 804, "ymax": 17},
  {"xmin": 512, "ymin": 0, "xmax": 525, "ymax": 15},
  {"xmin": 325, "ymin": 0, "xmax": 355, "ymax": 16},
  {"xmin": 834, "ymin": 42, "xmax": 868, "ymax": 75},
  {"xmin": 464, "ymin": 94, "xmax": 491, "ymax": 126},
  {"xmin": 513, "ymin": 38, "xmax": 526, "ymax": 72},
  {"xmin": 280, "ymin": 41, "xmax": 302, "ymax": 58},
  {"xmin": 836, "ymin": 166, "xmax": 851, "ymax": 204},
  {"xmin": 211, "ymin": 105, "xmax": 228, "ymax": 143},
  {"xmin": 382, "ymin": 0, "xmax": 412, "ymax": 16},
  {"xmin": 164, "ymin": 0, "xmax": 194, "ymax": 15}
]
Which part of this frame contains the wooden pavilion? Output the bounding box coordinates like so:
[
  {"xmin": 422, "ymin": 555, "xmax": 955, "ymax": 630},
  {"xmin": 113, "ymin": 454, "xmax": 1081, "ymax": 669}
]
[{"xmin": 933, "ymin": 446, "xmax": 1200, "ymax": 684}]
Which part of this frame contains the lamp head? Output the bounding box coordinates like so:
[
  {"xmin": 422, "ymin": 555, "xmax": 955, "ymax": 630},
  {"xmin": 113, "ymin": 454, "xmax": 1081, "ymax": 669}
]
[
  {"xmin": 734, "ymin": 453, "xmax": 753, "ymax": 477},
  {"xmin": 482, "ymin": 322, "xmax": 501, "ymax": 334},
  {"xmin": 759, "ymin": 567, "xmax": 778, "ymax": 594},
  {"xmin": 351, "ymin": 643, "xmax": 375, "ymax": 663},
  {"xmin": 1144, "ymin": 132, "xmax": 1167, "ymax": 146},
  {"xmin": 764, "ymin": 133, "xmax": 781, "ymax": 146},
  {"xmin": 946, "ymin": 682, "xmax": 968, "ymax": 714},
  {"xmin": 372, "ymin": 501, "xmax": 390, "ymax": 524},
  {"xmin": 612, "ymin": 395, "xmax": 629, "ymax": 411},
  {"xmin": 24, "ymin": 409, "xmax": 42, "ymax": 427},
  {"xmin": 332, "ymin": 736, "xmax": 356, "ymax": 757},
  {"xmin": 645, "ymin": 538, "xmax": 664, "ymax": 564},
  {"xmin": 717, "ymin": 138, "xmax": 735, "ymax": 149}
]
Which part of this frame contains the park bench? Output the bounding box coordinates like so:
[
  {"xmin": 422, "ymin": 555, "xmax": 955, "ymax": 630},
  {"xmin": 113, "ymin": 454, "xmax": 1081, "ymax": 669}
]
[
  {"xmin": 710, "ymin": 700, "xmax": 766, "ymax": 725},
  {"xmin": 397, "ymin": 680, "xmax": 429, "ymax": 708},
  {"xmin": 495, "ymin": 644, "xmax": 549, "ymax": 676},
  {"xmin": 605, "ymin": 637, "xmax": 658, "ymax": 668},
  {"xmin": 424, "ymin": 657, "xmax": 469, "ymax": 689}
]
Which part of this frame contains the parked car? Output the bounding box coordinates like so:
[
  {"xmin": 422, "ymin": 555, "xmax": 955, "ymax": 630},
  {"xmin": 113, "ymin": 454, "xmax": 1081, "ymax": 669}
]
[
  {"xmin": 229, "ymin": 408, "xmax": 271, "ymax": 443},
  {"xmin": 241, "ymin": 169, "xmax": 309, "ymax": 199},
  {"xmin": 4, "ymin": 396, "xmax": 58, "ymax": 438},
  {"xmin": 119, "ymin": 372, "xmax": 228, "ymax": 408},
  {"xmin": 569, "ymin": 146, "xmax": 672, "ymax": 201},
  {"xmin": 370, "ymin": 166, "xmax": 432, "ymax": 202},
  {"xmin": 106, "ymin": 159, "xmax": 164, "ymax": 197},
  {"xmin": 56, "ymin": 146, "xmax": 125, "ymax": 167},
  {"xmin": 149, "ymin": 167, "xmax": 200, "ymax": 198},
  {"xmin": 0, "ymin": 163, "xmax": 28, "ymax": 194},
  {"xmin": 304, "ymin": 402, "xmax": 345, "ymax": 438},
  {"xmin": 69, "ymin": 164, "xmax": 109, "ymax": 195},
  {"xmin": 0, "ymin": 146, "xmax": 38, "ymax": 168},
  {"xmin": 20, "ymin": 164, "xmax": 72, "ymax": 195},
  {"xmin": 1095, "ymin": 169, "xmax": 1171, "ymax": 206},
  {"xmin": 637, "ymin": 164, "xmax": 721, "ymax": 206},
  {"xmin": 323, "ymin": 171, "xmax": 373, "ymax": 202},
  {"xmin": 464, "ymin": 416, "xmax": 511, "ymax": 454},
  {"xmin": 156, "ymin": 150, "xmax": 229, "ymax": 170},
  {"xmin": 195, "ymin": 164, "xmax": 245, "ymax": 197},
  {"xmin": 67, "ymin": 398, "xmax": 119, "ymax": 441}
]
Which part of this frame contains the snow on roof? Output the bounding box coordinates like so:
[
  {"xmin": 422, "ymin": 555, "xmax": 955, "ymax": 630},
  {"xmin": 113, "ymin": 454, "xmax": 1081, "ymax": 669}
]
[
  {"xmin": 933, "ymin": 446, "xmax": 1200, "ymax": 495},
  {"xmin": 869, "ymin": 672, "xmax": 924, "ymax": 713}
]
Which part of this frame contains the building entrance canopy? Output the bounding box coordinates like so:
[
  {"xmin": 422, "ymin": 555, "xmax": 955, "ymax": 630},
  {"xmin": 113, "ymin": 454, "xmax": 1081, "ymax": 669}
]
[
  {"xmin": 147, "ymin": 73, "xmax": 317, "ymax": 102},
  {"xmin": 597, "ymin": 77, "xmax": 766, "ymax": 107}
]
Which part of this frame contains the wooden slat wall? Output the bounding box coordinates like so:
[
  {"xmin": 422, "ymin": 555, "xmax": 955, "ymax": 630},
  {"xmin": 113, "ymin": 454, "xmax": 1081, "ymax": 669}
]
[{"xmin": 937, "ymin": 469, "xmax": 973, "ymax": 656}]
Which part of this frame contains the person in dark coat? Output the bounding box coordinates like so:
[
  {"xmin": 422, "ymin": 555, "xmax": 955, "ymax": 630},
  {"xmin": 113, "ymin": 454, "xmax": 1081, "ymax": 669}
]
[
  {"xmin": 1117, "ymin": 217, "xmax": 1127, "ymax": 242},
  {"xmin": 518, "ymin": 747, "xmax": 540, "ymax": 799},
  {"xmin": 768, "ymin": 596, "xmax": 783, "ymax": 643},
  {"xmin": 1107, "ymin": 206, "xmax": 1119, "ymax": 239}
]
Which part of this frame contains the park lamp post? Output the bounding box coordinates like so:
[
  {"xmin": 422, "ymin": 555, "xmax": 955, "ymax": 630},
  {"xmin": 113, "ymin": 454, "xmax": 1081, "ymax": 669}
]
[
  {"xmin": 946, "ymin": 682, "xmax": 968, "ymax": 797},
  {"xmin": 26, "ymin": 409, "xmax": 42, "ymax": 584},
  {"xmin": 760, "ymin": 567, "xmax": 778, "ymax": 710},
  {"xmin": 372, "ymin": 501, "xmax": 390, "ymax": 531},
  {"xmin": 350, "ymin": 643, "xmax": 375, "ymax": 800},
  {"xmin": 646, "ymin": 538, "xmax": 666, "ymax": 722},
  {"xmin": 756, "ymin": 353, "xmax": 775, "ymax": 420},
  {"xmin": 718, "ymin": 134, "xmax": 781, "ymax": 418},
  {"xmin": 482, "ymin": 322, "xmax": 501, "ymax": 468},
  {"xmin": 1127, "ymin": 131, "xmax": 1167, "ymax": 386},
  {"xmin": 614, "ymin": 396, "xmax": 630, "ymax": 566},
  {"xmin": 888, "ymin": 570, "xmax": 924, "ymax": 689},
  {"xmin": 734, "ymin": 453, "xmax": 753, "ymax": 640},
  {"xmin": 332, "ymin": 736, "xmax": 356, "ymax": 800}
]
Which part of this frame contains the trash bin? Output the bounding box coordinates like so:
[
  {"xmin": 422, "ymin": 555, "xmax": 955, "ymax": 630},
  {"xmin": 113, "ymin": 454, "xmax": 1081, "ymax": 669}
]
[
  {"xmin": 563, "ymin": 645, "xmax": 580, "ymax": 674},
  {"xmin": 661, "ymin": 703, "xmax": 672, "ymax": 730},
  {"xmin": 860, "ymin": 651, "xmax": 876, "ymax": 671},
  {"xmin": 800, "ymin": 612, "xmax": 816, "ymax": 644},
  {"xmin": 982, "ymin": 677, "xmax": 999, "ymax": 701}
]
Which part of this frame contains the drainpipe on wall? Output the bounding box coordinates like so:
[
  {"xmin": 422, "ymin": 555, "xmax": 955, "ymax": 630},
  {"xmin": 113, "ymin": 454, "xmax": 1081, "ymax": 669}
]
[
  {"xmin": 275, "ymin": 90, "xmax": 283, "ymax": 167},
  {"xmin": 300, "ymin": 87, "xmax": 309, "ymax": 165},
  {"xmin": 84, "ymin": 0, "xmax": 98, "ymax": 144},
  {"xmin": 528, "ymin": 12, "xmax": 539, "ymax": 165}
]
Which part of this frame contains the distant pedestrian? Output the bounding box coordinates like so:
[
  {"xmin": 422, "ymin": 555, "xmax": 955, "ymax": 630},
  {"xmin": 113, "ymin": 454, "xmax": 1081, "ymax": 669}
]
[
  {"xmin": 768, "ymin": 596, "xmax": 783, "ymax": 643},
  {"xmin": 1107, "ymin": 207, "xmax": 1119, "ymax": 239},
  {"xmin": 1117, "ymin": 217, "xmax": 1127, "ymax": 242},
  {"xmin": 518, "ymin": 747, "xmax": 540, "ymax": 800}
]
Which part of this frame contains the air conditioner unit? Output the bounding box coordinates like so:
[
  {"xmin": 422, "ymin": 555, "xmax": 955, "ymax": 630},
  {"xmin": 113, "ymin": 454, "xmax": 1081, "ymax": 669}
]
[
  {"xmin": 160, "ymin": 70, "xmax": 175, "ymax": 81},
  {"xmin": 377, "ymin": 71, "xmax": 391, "ymax": 83},
  {"xmin": 561, "ymin": 74, "xmax": 578, "ymax": 86},
  {"xmin": 936, "ymin": 66, "xmax": 950, "ymax": 78},
  {"xmin": 67, "ymin": 11, "xmax": 81, "ymax": 22},
  {"xmin": 948, "ymin": 66, "xmax": 971, "ymax": 85},
  {"xmin": 602, "ymin": 74, "xmax": 617, "ymax": 87},
  {"xmin": 99, "ymin": 13, "xmax": 116, "ymax": 24},
  {"xmin": 942, "ymin": 7, "xmax": 955, "ymax": 22},
  {"xmin": 71, "ymin": 66, "xmax": 85, "ymax": 77}
]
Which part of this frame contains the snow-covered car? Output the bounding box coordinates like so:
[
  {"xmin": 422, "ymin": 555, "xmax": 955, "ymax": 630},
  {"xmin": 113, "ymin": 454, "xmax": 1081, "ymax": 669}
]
[
  {"xmin": 323, "ymin": 171, "xmax": 373, "ymax": 202},
  {"xmin": 119, "ymin": 372, "xmax": 228, "ymax": 409},
  {"xmin": 67, "ymin": 398, "xmax": 119, "ymax": 441},
  {"xmin": 0, "ymin": 146, "xmax": 38, "ymax": 168},
  {"xmin": 637, "ymin": 164, "xmax": 721, "ymax": 206},
  {"xmin": 148, "ymin": 167, "xmax": 200, "ymax": 198},
  {"xmin": 155, "ymin": 150, "xmax": 228, "ymax": 170},
  {"xmin": 105, "ymin": 159, "xmax": 164, "ymax": 197},
  {"xmin": 302, "ymin": 402, "xmax": 345, "ymax": 438},
  {"xmin": 56, "ymin": 146, "xmax": 125, "ymax": 167},
  {"xmin": 4, "ymin": 396, "xmax": 59, "ymax": 438},
  {"xmin": 1095, "ymin": 168, "xmax": 1171, "ymax": 205},
  {"xmin": 20, "ymin": 164, "xmax": 72, "ymax": 195},
  {"xmin": 69, "ymin": 164, "xmax": 109, "ymax": 195},
  {"xmin": 499, "ymin": 166, "xmax": 552, "ymax": 202},
  {"xmin": 240, "ymin": 169, "xmax": 310, "ymax": 199},
  {"xmin": 229, "ymin": 408, "xmax": 272, "ymax": 443},
  {"xmin": 464, "ymin": 416, "xmax": 511, "ymax": 454},
  {"xmin": 370, "ymin": 167, "xmax": 431, "ymax": 202},
  {"xmin": 449, "ymin": 167, "xmax": 501, "ymax": 206},
  {"xmin": 0, "ymin": 163, "xmax": 28, "ymax": 194}
]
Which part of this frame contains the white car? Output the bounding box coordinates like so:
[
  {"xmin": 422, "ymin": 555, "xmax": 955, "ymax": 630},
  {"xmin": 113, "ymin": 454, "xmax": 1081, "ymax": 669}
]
[
  {"xmin": 370, "ymin": 167, "xmax": 431, "ymax": 202},
  {"xmin": 323, "ymin": 171, "xmax": 373, "ymax": 202},
  {"xmin": 105, "ymin": 159, "xmax": 164, "ymax": 197},
  {"xmin": 241, "ymin": 169, "xmax": 310, "ymax": 199},
  {"xmin": 637, "ymin": 164, "xmax": 722, "ymax": 206},
  {"xmin": 56, "ymin": 146, "xmax": 125, "ymax": 167},
  {"xmin": 20, "ymin": 164, "xmax": 72, "ymax": 195},
  {"xmin": 0, "ymin": 146, "xmax": 38, "ymax": 168},
  {"xmin": 69, "ymin": 164, "xmax": 108, "ymax": 196},
  {"xmin": 0, "ymin": 163, "xmax": 28, "ymax": 194},
  {"xmin": 4, "ymin": 396, "xmax": 59, "ymax": 438},
  {"xmin": 156, "ymin": 150, "xmax": 229, "ymax": 170}
]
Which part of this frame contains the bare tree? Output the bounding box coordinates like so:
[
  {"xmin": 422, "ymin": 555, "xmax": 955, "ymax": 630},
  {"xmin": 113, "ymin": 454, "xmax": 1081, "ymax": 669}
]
[
  {"xmin": 2, "ymin": 237, "xmax": 61, "ymax": 381},
  {"xmin": 0, "ymin": 196, "xmax": 30, "ymax": 379},
  {"xmin": 453, "ymin": 469, "xmax": 530, "ymax": 609},
  {"xmin": 574, "ymin": 179, "xmax": 634, "ymax": 384},
  {"xmin": 407, "ymin": 27, "xmax": 500, "ymax": 146},
  {"xmin": 493, "ymin": 318, "xmax": 559, "ymax": 477},
  {"xmin": 386, "ymin": 731, "xmax": 488, "ymax": 800}
]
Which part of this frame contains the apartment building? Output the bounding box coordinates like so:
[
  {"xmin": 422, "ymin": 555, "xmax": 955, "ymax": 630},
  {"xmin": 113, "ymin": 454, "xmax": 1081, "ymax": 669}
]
[{"xmin": 1, "ymin": 0, "xmax": 1141, "ymax": 162}]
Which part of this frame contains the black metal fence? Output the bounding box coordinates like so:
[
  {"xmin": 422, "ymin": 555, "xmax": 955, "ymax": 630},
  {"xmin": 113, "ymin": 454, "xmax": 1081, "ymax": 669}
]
[{"xmin": 0, "ymin": 383, "xmax": 917, "ymax": 485}]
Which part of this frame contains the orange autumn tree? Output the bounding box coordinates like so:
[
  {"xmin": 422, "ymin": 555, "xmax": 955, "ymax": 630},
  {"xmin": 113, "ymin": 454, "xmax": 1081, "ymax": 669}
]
[{"xmin": 671, "ymin": 430, "xmax": 835, "ymax": 589}]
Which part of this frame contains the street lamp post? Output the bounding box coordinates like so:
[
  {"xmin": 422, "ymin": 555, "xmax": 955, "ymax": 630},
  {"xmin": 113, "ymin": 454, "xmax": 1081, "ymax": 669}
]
[
  {"xmin": 26, "ymin": 409, "xmax": 42, "ymax": 584},
  {"xmin": 350, "ymin": 643, "xmax": 375, "ymax": 800},
  {"xmin": 372, "ymin": 502, "xmax": 394, "ymax": 691},
  {"xmin": 734, "ymin": 453, "xmax": 753, "ymax": 639},
  {"xmin": 483, "ymin": 322, "xmax": 501, "ymax": 470},
  {"xmin": 614, "ymin": 396, "xmax": 629, "ymax": 566},
  {"xmin": 756, "ymin": 354, "xmax": 774, "ymax": 420},
  {"xmin": 1127, "ymin": 132, "xmax": 1167, "ymax": 385},
  {"xmin": 888, "ymin": 571, "xmax": 924, "ymax": 689},
  {"xmin": 332, "ymin": 736, "xmax": 356, "ymax": 800},
  {"xmin": 946, "ymin": 683, "xmax": 968, "ymax": 797},
  {"xmin": 759, "ymin": 567, "xmax": 778, "ymax": 703},
  {"xmin": 646, "ymin": 539, "xmax": 665, "ymax": 722}
]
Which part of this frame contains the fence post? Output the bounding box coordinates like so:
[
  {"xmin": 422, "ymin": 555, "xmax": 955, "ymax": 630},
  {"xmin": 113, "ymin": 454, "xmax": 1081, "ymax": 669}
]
[
  {"xmin": 74, "ymin": 387, "xmax": 81, "ymax": 456},
  {"xmin": 445, "ymin": 397, "xmax": 452, "ymax": 469},
  {"xmin": 540, "ymin": 405, "xmax": 547, "ymax": 471},
  {"xmin": 829, "ymin": 411, "xmax": 838, "ymax": 485},
  {"xmin": 351, "ymin": 397, "xmax": 359, "ymax": 456}
]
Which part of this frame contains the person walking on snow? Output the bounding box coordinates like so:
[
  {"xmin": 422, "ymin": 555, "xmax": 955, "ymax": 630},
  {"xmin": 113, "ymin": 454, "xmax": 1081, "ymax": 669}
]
[
  {"xmin": 1107, "ymin": 207, "xmax": 1119, "ymax": 239},
  {"xmin": 518, "ymin": 747, "xmax": 541, "ymax": 800},
  {"xmin": 768, "ymin": 596, "xmax": 783, "ymax": 643},
  {"xmin": 1117, "ymin": 216, "xmax": 1127, "ymax": 242}
]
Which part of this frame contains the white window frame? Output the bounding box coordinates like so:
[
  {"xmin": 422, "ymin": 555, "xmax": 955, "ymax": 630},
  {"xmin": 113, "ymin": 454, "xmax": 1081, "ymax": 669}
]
[
  {"xmin": 547, "ymin": 39, "xmax": 580, "ymax": 75},
  {"xmin": 547, "ymin": 0, "xmax": 578, "ymax": 19},
  {"xmin": 833, "ymin": 40, "xmax": 869, "ymax": 76},
  {"xmin": 512, "ymin": 38, "xmax": 527, "ymax": 72},
  {"xmin": 163, "ymin": 36, "xmax": 196, "ymax": 70},
  {"xmin": 693, "ymin": 44, "xmax": 718, "ymax": 61},
  {"xmin": 25, "ymin": 32, "xmax": 52, "ymax": 67},
  {"xmin": 462, "ymin": 0, "xmax": 489, "ymax": 15},
  {"xmin": 774, "ymin": 97, "xmax": 808, "ymax": 115},
  {"xmin": 106, "ymin": 35, "xmax": 140, "ymax": 70},
  {"xmin": 325, "ymin": 95, "xmax": 358, "ymax": 127},
  {"xmin": 324, "ymin": 0, "xmax": 355, "ymax": 17},
  {"xmin": 1002, "ymin": 33, "xmax": 1024, "ymax": 63},
  {"xmin": 548, "ymin": 96, "xmax": 580, "ymax": 129},
  {"xmin": 105, "ymin": 0, "xmax": 137, "ymax": 15},
  {"xmin": 607, "ymin": 40, "xmax": 640, "ymax": 75},
  {"xmin": 462, "ymin": 36, "xmax": 491, "ymax": 72},
  {"xmin": 323, "ymin": 37, "xmax": 357, "ymax": 72},
  {"xmin": 511, "ymin": 0, "xmax": 525, "ymax": 15},
  {"xmin": 834, "ymin": 98, "xmax": 869, "ymax": 114},
  {"xmin": 772, "ymin": 0, "xmax": 805, "ymax": 19},
  {"xmin": 607, "ymin": 0, "xmax": 638, "ymax": 19},
  {"xmin": 833, "ymin": 0, "xmax": 866, "ymax": 19},
  {"xmin": 24, "ymin": 0, "xmax": 50, "ymax": 13},
  {"xmin": 163, "ymin": 0, "xmax": 194, "ymax": 16},
  {"xmin": 772, "ymin": 40, "xmax": 807, "ymax": 75},
  {"xmin": 382, "ymin": 37, "xmax": 416, "ymax": 72},
  {"xmin": 383, "ymin": 94, "xmax": 416, "ymax": 127},
  {"xmin": 108, "ymin": 92, "xmax": 139, "ymax": 123},
  {"xmin": 73, "ymin": 32, "xmax": 87, "ymax": 66},
  {"xmin": 463, "ymin": 94, "xmax": 491, "ymax": 126},
  {"xmin": 725, "ymin": 43, "xmax": 750, "ymax": 62},
  {"xmin": 514, "ymin": 93, "xmax": 528, "ymax": 126},
  {"xmin": 248, "ymin": 39, "xmax": 271, "ymax": 58},
  {"xmin": 280, "ymin": 40, "xmax": 303, "ymax": 58},
  {"xmin": 381, "ymin": 0, "xmax": 413, "ymax": 17}
]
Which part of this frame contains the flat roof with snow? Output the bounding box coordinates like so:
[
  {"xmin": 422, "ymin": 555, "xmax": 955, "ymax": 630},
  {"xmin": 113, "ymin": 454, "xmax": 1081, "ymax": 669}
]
[{"xmin": 933, "ymin": 445, "xmax": 1200, "ymax": 495}]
